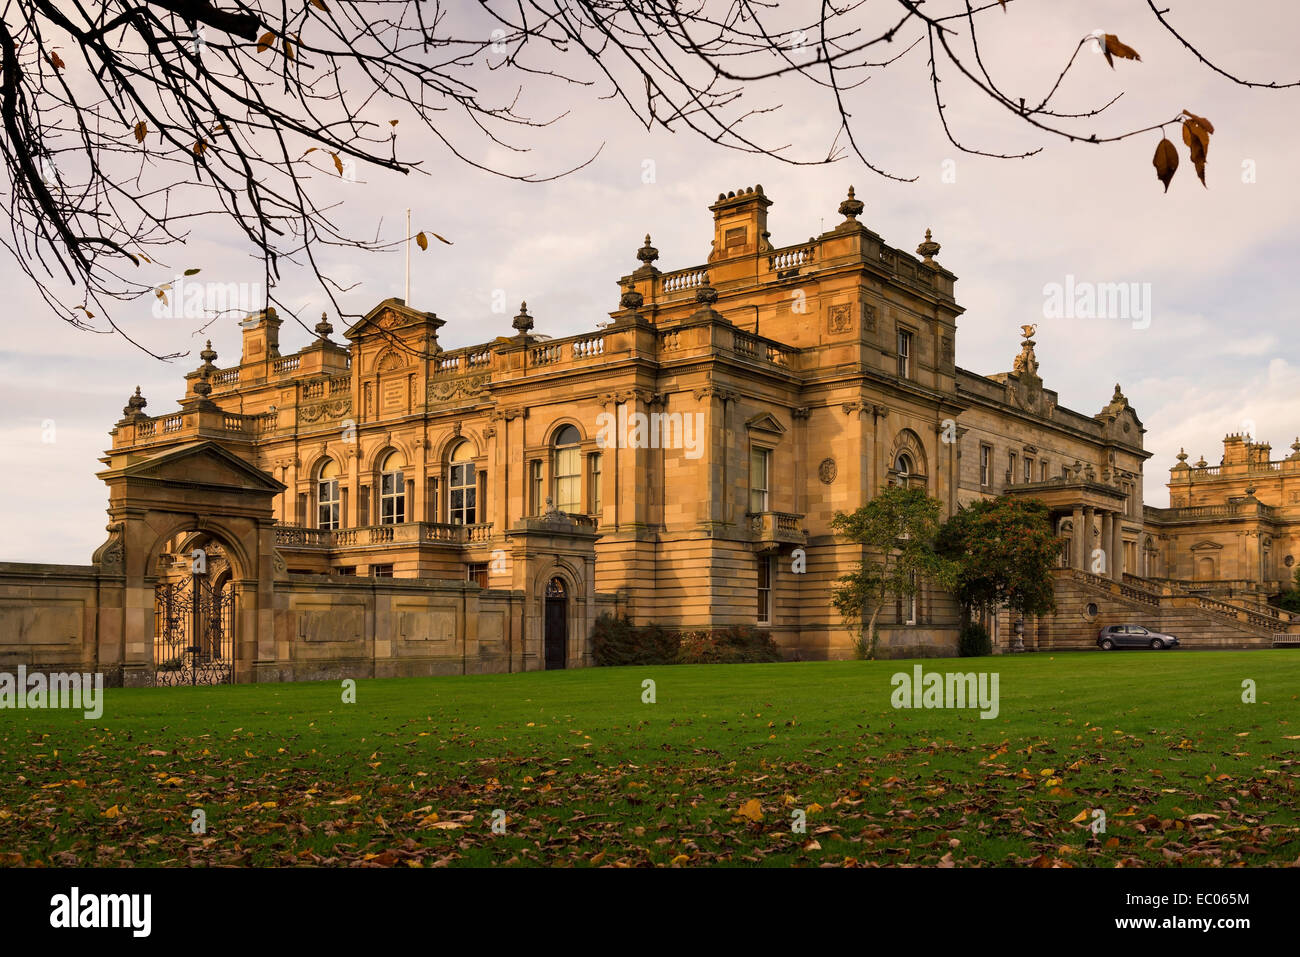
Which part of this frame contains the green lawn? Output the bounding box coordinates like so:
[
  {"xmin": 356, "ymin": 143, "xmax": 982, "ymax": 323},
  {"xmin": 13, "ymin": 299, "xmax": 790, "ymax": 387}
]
[{"xmin": 1, "ymin": 652, "xmax": 1296, "ymax": 867}]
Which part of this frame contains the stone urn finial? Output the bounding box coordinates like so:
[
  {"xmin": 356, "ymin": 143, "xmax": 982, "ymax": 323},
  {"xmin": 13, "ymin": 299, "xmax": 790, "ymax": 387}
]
[
  {"xmin": 694, "ymin": 274, "xmax": 718, "ymax": 307},
  {"xmin": 838, "ymin": 185, "xmax": 864, "ymax": 221},
  {"xmin": 916, "ymin": 227, "xmax": 941, "ymax": 267},
  {"xmin": 1195, "ymin": 455, "xmax": 1208, "ymax": 469},
  {"xmin": 619, "ymin": 280, "xmax": 644, "ymax": 315},
  {"xmin": 315, "ymin": 311, "xmax": 334, "ymax": 339},
  {"xmin": 636, "ymin": 234, "xmax": 659, "ymax": 269},
  {"xmin": 1176, "ymin": 448, "xmax": 1188, "ymax": 464},
  {"xmin": 122, "ymin": 385, "xmax": 147, "ymax": 418},
  {"xmin": 194, "ymin": 341, "xmax": 218, "ymax": 398},
  {"xmin": 512, "ymin": 301, "xmax": 534, "ymax": 336}
]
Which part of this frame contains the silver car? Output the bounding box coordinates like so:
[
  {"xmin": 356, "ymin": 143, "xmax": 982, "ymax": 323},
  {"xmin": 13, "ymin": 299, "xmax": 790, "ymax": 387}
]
[{"xmin": 1097, "ymin": 624, "xmax": 1180, "ymax": 650}]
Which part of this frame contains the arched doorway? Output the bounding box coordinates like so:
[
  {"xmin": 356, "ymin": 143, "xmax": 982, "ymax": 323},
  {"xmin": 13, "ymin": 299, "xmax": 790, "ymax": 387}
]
[
  {"xmin": 544, "ymin": 576, "xmax": 568, "ymax": 670},
  {"xmin": 152, "ymin": 533, "xmax": 237, "ymax": 685}
]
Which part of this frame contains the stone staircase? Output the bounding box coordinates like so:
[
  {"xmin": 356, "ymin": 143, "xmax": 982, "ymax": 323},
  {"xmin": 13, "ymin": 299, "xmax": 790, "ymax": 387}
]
[{"xmin": 1021, "ymin": 569, "xmax": 1300, "ymax": 651}]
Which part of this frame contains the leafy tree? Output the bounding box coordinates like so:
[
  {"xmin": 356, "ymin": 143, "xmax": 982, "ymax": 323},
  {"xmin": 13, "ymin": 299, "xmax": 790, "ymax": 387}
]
[
  {"xmin": 1272, "ymin": 568, "xmax": 1300, "ymax": 615},
  {"xmin": 1, "ymin": 1, "xmax": 1293, "ymax": 350},
  {"xmin": 830, "ymin": 485, "xmax": 956, "ymax": 661},
  {"xmin": 936, "ymin": 497, "xmax": 1061, "ymax": 625}
]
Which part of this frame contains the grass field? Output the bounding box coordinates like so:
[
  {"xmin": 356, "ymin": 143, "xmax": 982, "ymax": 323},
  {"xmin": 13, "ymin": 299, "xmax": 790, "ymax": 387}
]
[{"xmin": 0, "ymin": 651, "xmax": 1296, "ymax": 867}]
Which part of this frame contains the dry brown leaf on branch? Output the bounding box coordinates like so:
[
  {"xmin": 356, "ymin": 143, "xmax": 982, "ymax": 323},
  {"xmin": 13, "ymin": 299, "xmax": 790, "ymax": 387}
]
[
  {"xmin": 332, "ymin": 153, "xmax": 343, "ymax": 175},
  {"xmin": 49, "ymin": 51, "xmax": 65, "ymax": 70},
  {"xmin": 1153, "ymin": 138, "xmax": 1179, "ymax": 192},
  {"xmin": 1181, "ymin": 110, "xmax": 1213, "ymax": 187},
  {"xmin": 1102, "ymin": 34, "xmax": 1141, "ymax": 69},
  {"xmin": 257, "ymin": 32, "xmax": 275, "ymax": 53},
  {"xmin": 133, "ymin": 121, "xmax": 147, "ymax": 144},
  {"xmin": 415, "ymin": 231, "xmax": 428, "ymax": 251}
]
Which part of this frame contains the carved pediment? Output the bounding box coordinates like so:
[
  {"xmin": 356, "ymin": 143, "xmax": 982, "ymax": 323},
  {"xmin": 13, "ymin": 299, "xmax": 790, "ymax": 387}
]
[
  {"xmin": 343, "ymin": 297, "xmax": 445, "ymax": 343},
  {"xmin": 107, "ymin": 441, "xmax": 285, "ymax": 493},
  {"xmin": 745, "ymin": 412, "xmax": 786, "ymax": 435}
]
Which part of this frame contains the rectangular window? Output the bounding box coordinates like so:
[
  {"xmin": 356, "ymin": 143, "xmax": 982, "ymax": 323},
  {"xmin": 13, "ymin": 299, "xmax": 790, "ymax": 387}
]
[
  {"xmin": 589, "ymin": 453, "xmax": 603, "ymax": 516},
  {"xmin": 757, "ymin": 557, "xmax": 772, "ymax": 624},
  {"xmin": 468, "ymin": 562, "xmax": 489, "ymax": 588},
  {"xmin": 359, "ymin": 485, "xmax": 370, "ymax": 526},
  {"xmin": 980, "ymin": 446, "xmax": 991, "ymax": 487},
  {"xmin": 1024, "ymin": 457, "xmax": 1033, "ymax": 483},
  {"xmin": 380, "ymin": 470, "xmax": 405, "ymax": 524},
  {"xmin": 529, "ymin": 460, "xmax": 543, "ymax": 515},
  {"xmin": 749, "ymin": 447, "xmax": 770, "ymax": 513},
  {"xmin": 317, "ymin": 479, "xmax": 340, "ymax": 530},
  {"xmin": 370, "ymin": 564, "xmax": 394, "ymax": 578},
  {"xmin": 896, "ymin": 328, "xmax": 912, "ymax": 378},
  {"xmin": 1008, "ymin": 451, "xmax": 1017, "ymax": 485},
  {"xmin": 555, "ymin": 446, "xmax": 581, "ymax": 513},
  {"xmin": 336, "ymin": 566, "xmax": 356, "ymax": 576},
  {"xmin": 1040, "ymin": 460, "xmax": 1048, "ymax": 482},
  {"xmin": 449, "ymin": 462, "xmax": 476, "ymax": 525}
]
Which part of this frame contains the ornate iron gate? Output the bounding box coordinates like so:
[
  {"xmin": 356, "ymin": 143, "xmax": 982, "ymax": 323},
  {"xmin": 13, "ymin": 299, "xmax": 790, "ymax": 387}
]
[{"xmin": 153, "ymin": 576, "xmax": 236, "ymax": 685}]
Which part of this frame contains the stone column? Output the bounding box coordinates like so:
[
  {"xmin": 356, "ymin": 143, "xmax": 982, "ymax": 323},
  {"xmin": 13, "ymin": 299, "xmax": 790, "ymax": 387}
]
[
  {"xmin": 1071, "ymin": 506, "xmax": 1085, "ymax": 570},
  {"xmin": 1112, "ymin": 513, "xmax": 1124, "ymax": 581},
  {"xmin": 1082, "ymin": 506, "xmax": 1095, "ymax": 573},
  {"xmin": 1100, "ymin": 511, "xmax": 1112, "ymax": 577}
]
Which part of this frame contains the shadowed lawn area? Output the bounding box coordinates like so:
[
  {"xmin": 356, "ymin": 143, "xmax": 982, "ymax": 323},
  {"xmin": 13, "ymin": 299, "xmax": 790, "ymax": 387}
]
[{"xmin": 0, "ymin": 651, "xmax": 1296, "ymax": 867}]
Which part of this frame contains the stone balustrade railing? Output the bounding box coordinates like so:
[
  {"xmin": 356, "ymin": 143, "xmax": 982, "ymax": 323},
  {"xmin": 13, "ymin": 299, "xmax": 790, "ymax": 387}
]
[
  {"xmin": 661, "ymin": 268, "xmax": 709, "ymax": 294},
  {"xmin": 769, "ymin": 243, "xmax": 816, "ymax": 272},
  {"xmin": 276, "ymin": 522, "xmax": 493, "ymax": 549}
]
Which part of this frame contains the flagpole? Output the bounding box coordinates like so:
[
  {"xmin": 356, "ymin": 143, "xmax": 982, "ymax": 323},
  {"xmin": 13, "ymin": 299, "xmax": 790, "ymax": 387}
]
[{"xmin": 405, "ymin": 208, "xmax": 411, "ymax": 303}]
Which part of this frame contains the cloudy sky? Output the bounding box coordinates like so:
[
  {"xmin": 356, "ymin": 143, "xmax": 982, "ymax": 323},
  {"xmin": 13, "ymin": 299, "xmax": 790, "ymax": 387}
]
[{"xmin": 3, "ymin": 0, "xmax": 1298, "ymax": 564}]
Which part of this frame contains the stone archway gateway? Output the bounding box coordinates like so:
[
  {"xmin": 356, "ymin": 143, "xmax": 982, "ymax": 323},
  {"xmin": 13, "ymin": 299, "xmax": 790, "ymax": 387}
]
[
  {"xmin": 544, "ymin": 576, "xmax": 568, "ymax": 670},
  {"xmin": 95, "ymin": 440, "xmax": 284, "ymax": 686}
]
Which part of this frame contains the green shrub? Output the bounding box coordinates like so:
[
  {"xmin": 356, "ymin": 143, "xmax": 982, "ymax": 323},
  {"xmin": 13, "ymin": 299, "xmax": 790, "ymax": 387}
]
[
  {"xmin": 958, "ymin": 620, "xmax": 992, "ymax": 657},
  {"xmin": 593, "ymin": 615, "xmax": 782, "ymax": 666},
  {"xmin": 591, "ymin": 614, "xmax": 677, "ymax": 666},
  {"xmin": 677, "ymin": 625, "xmax": 782, "ymax": 664}
]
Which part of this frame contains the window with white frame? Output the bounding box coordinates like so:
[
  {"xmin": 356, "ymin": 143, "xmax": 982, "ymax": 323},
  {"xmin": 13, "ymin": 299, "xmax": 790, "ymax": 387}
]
[
  {"xmin": 757, "ymin": 556, "xmax": 773, "ymax": 624},
  {"xmin": 980, "ymin": 445, "xmax": 991, "ymax": 486},
  {"xmin": 896, "ymin": 328, "xmax": 913, "ymax": 378},
  {"xmin": 379, "ymin": 451, "xmax": 406, "ymax": 525},
  {"xmin": 588, "ymin": 453, "xmax": 603, "ymax": 516},
  {"xmin": 448, "ymin": 441, "xmax": 476, "ymax": 525},
  {"xmin": 317, "ymin": 458, "xmax": 340, "ymax": 530},
  {"xmin": 553, "ymin": 425, "xmax": 581, "ymax": 513},
  {"xmin": 749, "ymin": 446, "xmax": 771, "ymax": 513}
]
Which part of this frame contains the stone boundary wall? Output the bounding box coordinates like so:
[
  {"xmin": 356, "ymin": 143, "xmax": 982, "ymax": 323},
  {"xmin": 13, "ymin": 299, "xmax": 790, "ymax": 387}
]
[{"xmin": 0, "ymin": 562, "xmax": 624, "ymax": 685}]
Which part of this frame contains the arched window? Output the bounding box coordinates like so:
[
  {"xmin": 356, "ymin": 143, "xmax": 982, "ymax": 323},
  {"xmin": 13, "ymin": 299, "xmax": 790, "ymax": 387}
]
[
  {"xmin": 317, "ymin": 459, "xmax": 340, "ymax": 530},
  {"xmin": 448, "ymin": 441, "xmax": 476, "ymax": 525},
  {"xmin": 553, "ymin": 425, "xmax": 581, "ymax": 513},
  {"xmin": 380, "ymin": 450, "xmax": 406, "ymax": 525},
  {"xmin": 895, "ymin": 453, "xmax": 913, "ymax": 477}
]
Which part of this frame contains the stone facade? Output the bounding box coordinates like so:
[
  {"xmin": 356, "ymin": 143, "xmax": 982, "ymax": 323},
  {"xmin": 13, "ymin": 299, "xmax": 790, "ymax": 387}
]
[
  {"xmin": 1144, "ymin": 435, "xmax": 1300, "ymax": 599},
  {"xmin": 2, "ymin": 184, "xmax": 1295, "ymax": 681}
]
